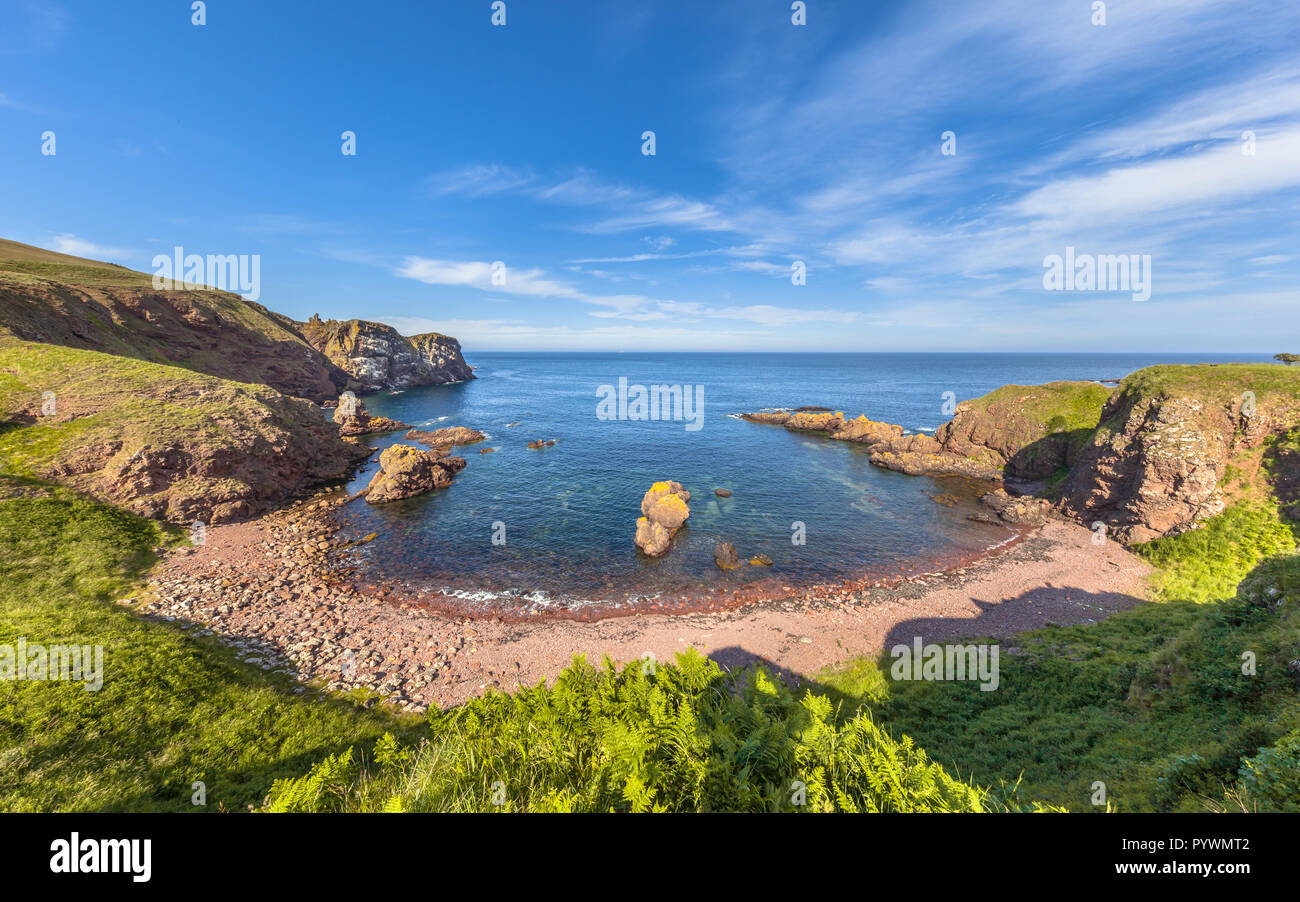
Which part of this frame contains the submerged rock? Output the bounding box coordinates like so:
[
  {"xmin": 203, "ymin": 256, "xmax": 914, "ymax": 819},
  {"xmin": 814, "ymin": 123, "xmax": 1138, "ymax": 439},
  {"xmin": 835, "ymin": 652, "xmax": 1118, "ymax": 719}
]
[
  {"xmin": 749, "ymin": 553, "xmax": 773, "ymax": 566},
  {"xmin": 635, "ymin": 480, "xmax": 691, "ymax": 557},
  {"xmin": 365, "ymin": 444, "xmax": 466, "ymax": 503},
  {"xmin": 714, "ymin": 488, "xmax": 732, "ymax": 497}
]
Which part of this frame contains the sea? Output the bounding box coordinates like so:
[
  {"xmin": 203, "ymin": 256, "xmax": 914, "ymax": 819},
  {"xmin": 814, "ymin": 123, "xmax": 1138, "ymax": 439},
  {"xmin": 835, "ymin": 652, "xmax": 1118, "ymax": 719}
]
[{"xmin": 334, "ymin": 352, "xmax": 1269, "ymax": 615}]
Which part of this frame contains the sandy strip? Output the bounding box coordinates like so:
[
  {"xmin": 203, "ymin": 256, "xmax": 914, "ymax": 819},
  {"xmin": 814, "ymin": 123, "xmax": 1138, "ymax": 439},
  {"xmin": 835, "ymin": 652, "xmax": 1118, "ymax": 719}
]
[{"xmin": 145, "ymin": 505, "xmax": 1150, "ymax": 710}]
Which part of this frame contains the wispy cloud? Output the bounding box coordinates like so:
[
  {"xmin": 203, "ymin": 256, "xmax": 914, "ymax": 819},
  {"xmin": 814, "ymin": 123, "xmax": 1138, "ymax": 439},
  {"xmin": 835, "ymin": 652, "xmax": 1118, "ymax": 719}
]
[{"xmin": 50, "ymin": 234, "xmax": 128, "ymax": 260}]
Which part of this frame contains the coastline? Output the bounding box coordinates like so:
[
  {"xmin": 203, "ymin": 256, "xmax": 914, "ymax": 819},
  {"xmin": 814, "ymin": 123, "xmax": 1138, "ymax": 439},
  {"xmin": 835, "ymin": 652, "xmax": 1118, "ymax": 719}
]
[{"xmin": 142, "ymin": 492, "xmax": 1150, "ymax": 711}]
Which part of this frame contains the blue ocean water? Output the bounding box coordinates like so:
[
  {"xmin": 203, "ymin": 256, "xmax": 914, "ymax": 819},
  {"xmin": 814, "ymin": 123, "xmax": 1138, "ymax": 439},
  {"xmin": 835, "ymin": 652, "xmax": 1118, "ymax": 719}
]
[{"xmin": 338, "ymin": 352, "xmax": 1269, "ymax": 613}]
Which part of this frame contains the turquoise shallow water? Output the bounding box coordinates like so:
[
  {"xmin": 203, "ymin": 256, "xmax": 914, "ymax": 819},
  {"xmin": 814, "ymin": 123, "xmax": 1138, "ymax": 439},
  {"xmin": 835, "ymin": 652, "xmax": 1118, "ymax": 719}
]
[{"xmin": 334, "ymin": 352, "xmax": 1268, "ymax": 613}]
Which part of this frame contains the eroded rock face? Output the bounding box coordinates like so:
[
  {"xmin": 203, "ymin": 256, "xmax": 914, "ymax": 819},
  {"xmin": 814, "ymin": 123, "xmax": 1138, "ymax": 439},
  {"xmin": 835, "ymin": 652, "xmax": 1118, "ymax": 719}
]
[
  {"xmin": 869, "ymin": 435, "xmax": 1004, "ymax": 480},
  {"xmin": 332, "ymin": 397, "xmax": 410, "ymax": 436},
  {"xmin": 1061, "ymin": 396, "xmax": 1229, "ymax": 543},
  {"xmin": 407, "ymin": 333, "xmax": 475, "ymax": 384},
  {"xmin": 635, "ymin": 480, "xmax": 691, "ymax": 557},
  {"xmin": 1061, "ymin": 366, "xmax": 1300, "ymax": 544},
  {"xmin": 404, "ymin": 426, "xmax": 486, "ymax": 448},
  {"xmin": 0, "ymin": 276, "xmax": 347, "ymax": 402},
  {"xmin": 634, "ymin": 518, "xmax": 674, "ymax": 557},
  {"xmin": 365, "ymin": 444, "xmax": 466, "ymax": 504},
  {"xmin": 300, "ymin": 316, "xmax": 475, "ymax": 393},
  {"xmin": 7, "ymin": 345, "xmax": 371, "ymax": 525},
  {"xmin": 833, "ymin": 415, "xmax": 907, "ymax": 445}
]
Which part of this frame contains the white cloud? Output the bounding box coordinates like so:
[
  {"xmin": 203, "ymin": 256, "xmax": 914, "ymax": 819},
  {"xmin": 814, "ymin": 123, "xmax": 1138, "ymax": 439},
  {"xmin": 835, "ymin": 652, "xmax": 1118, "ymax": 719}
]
[
  {"xmin": 1012, "ymin": 129, "xmax": 1300, "ymax": 226},
  {"xmin": 50, "ymin": 234, "xmax": 128, "ymax": 260}
]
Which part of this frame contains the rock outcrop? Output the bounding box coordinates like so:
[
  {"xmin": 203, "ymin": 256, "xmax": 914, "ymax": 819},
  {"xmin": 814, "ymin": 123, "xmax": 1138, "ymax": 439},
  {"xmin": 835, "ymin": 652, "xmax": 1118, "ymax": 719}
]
[
  {"xmin": 365, "ymin": 444, "xmax": 466, "ymax": 504},
  {"xmin": 741, "ymin": 382, "xmax": 1111, "ymax": 483},
  {"xmin": 332, "ymin": 396, "xmax": 410, "ymax": 436},
  {"xmin": 404, "ymin": 426, "xmax": 486, "ymax": 448},
  {"xmin": 979, "ymin": 489, "xmax": 1053, "ymax": 525},
  {"xmin": 408, "ymin": 332, "xmax": 475, "ymax": 384},
  {"xmin": 0, "ymin": 340, "xmax": 370, "ymax": 524},
  {"xmin": 1060, "ymin": 365, "xmax": 1300, "ymax": 543},
  {"xmin": 714, "ymin": 541, "xmax": 740, "ymax": 570},
  {"xmin": 299, "ymin": 316, "xmax": 474, "ymax": 393},
  {"xmin": 635, "ymin": 480, "xmax": 691, "ymax": 557}
]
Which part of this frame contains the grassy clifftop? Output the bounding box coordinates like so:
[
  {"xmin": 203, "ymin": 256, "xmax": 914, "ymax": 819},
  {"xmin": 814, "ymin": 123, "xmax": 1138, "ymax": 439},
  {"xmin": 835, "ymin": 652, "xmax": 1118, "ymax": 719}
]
[
  {"xmin": 1063, "ymin": 363, "xmax": 1300, "ymax": 543},
  {"xmin": 937, "ymin": 380, "xmax": 1114, "ymax": 480},
  {"xmin": 0, "ymin": 340, "xmax": 367, "ymax": 524},
  {"xmin": 0, "ymin": 239, "xmax": 345, "ymax": 401}
]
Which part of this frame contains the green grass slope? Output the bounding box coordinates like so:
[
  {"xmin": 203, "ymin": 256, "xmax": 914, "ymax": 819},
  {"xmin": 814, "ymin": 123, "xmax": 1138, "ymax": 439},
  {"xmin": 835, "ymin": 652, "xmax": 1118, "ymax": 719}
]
[
  {"xmin": 939, "ymin": 380, "xmax": 1114, "ymax": 481},
  {"xmin": 0, "ymin": 476, "xmax": 414, "ymax": 812},
  {"xmin": 0, "ymin": 238, "xmax": 344, "ymax": 401},
  {"xmin": 816, "ymin": 500, "xmax": 1300, "ymax": 811}
]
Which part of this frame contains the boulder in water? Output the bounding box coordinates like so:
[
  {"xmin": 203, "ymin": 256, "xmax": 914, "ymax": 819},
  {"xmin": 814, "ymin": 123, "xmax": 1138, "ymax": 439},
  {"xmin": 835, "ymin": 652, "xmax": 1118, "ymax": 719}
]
[
  {"xmin": 714, "ymin": 541, "xmax": 740, "ymax": 570},
  {"xmin": 635, "ymin": 480, "xmax": 691, "ymax": 557},
  {"xmin": 365, "ymin": 444, "xmax": 466, "ymax": 503}
]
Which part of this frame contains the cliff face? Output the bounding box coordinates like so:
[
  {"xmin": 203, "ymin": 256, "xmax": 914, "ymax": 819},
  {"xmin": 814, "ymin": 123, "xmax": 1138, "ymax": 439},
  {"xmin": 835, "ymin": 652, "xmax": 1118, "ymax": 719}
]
[
  {"xmin": 408, "ymin": 332, "xmax": 474, "ymax": 383},
  {"xmin": 0, "ymin": 340, "xmax": 369, "ymax": 524},
  {"xmin": 0, "ymin": 238, "xmax": 484, "ymax": 527},
  {"xmin": 299, "ymin": 316, "xmax": 475, "ymax": 393},
  {"xmin": 0, "ymin": 239, "xmax": 348, "ymax": 402},
  {"xmin": 1060, "ymin": 365, "xmax": 1300, "ymax": 543}
]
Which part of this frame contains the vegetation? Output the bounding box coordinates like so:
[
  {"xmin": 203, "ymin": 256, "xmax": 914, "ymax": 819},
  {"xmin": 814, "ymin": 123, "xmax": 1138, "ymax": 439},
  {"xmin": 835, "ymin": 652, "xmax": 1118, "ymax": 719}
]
[
  {"xmin": 0, "ymin": 341, "xmax": 311, "ymax": 474},
  {"xmin": 953, "ymin": 380, "xmax": 1113, "ymax": 480},
  {"xmin": 264, "ymin": 651, "xmax": 1051, "ymax": 813},
  {"xmin": 0, "ymin": 340, "xmax": 360, "ymax": 523},
  {"xmin": 0, "ymin": 476, "xmax": 413, "ymax": 811},
  {"xmin": 0, "ymin": 238, "xmax": 337, "ymax": 401},
  {"xmin": 2, "ymin": 284, "xmax": 1297, "ymax": 815},
  {"xmin": 964, "ymin": 380, "xmax": 1114, "ymax": 435},
  {"xmin": 815, "ymin": 500, "xmax": 1300, "ymax": 812}
]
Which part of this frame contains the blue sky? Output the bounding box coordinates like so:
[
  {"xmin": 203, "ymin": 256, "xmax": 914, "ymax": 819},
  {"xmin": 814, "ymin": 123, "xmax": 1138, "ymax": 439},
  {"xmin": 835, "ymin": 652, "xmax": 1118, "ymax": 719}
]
[{"xmin": 1, "ymin": 0, "xmax": 1297, "ymax": 352}]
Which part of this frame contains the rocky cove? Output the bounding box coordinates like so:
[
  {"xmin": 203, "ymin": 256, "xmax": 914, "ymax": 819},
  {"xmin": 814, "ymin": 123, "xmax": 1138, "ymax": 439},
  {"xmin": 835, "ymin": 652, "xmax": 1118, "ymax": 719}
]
[
  {"xmin": 138, "ymin": 484, "xmax": 1147, "ymax": 713},
  {"xmin": 129, "ymin": 355, "xmax": 1298, "ymax": 714},
  {"xmin": 2, "ymin": 243, "xmax": 1295, "ymax": 718}
]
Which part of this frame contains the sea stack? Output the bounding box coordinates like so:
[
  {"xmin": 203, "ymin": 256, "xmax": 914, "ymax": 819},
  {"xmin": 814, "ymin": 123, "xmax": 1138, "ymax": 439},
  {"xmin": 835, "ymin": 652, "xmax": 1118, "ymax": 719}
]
[{"xmin": 635, "ymin": 480, "xmax": 691, "ymax": 557}]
